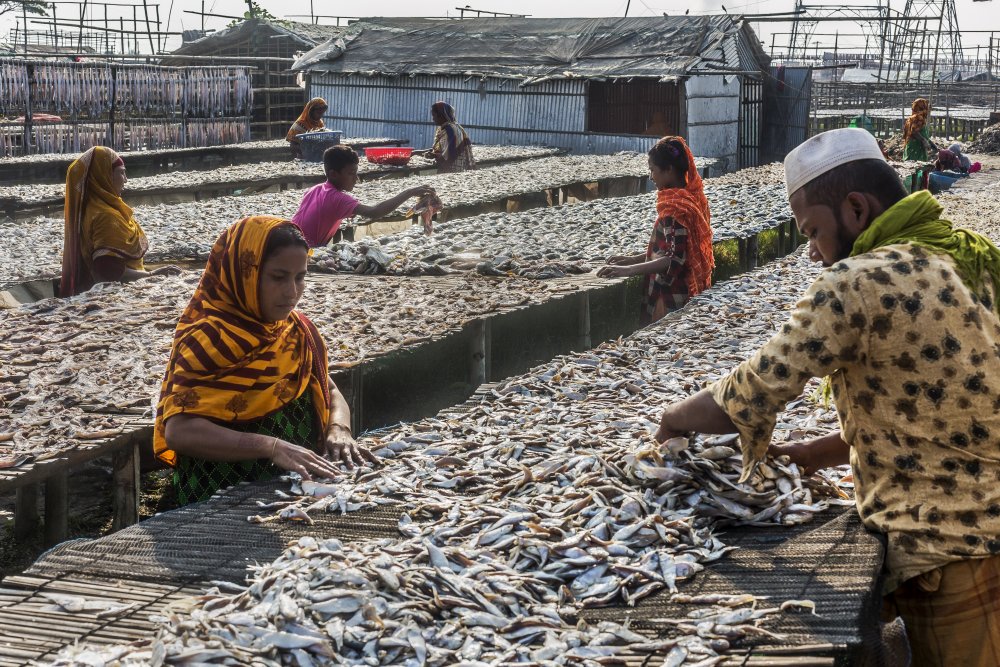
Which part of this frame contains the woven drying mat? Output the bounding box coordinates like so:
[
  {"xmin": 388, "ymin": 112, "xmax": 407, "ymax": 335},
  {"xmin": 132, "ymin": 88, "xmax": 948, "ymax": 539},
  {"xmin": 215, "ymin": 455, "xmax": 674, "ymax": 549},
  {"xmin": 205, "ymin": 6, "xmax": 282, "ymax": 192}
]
[
  {"xmin": 0, "ymin": 573, "xmax": 205, "ymax": 665},
  {"xmin": 25, "ymin": 479, "xmax": 405, "ymax": 586},
  {"xmin": 581, "ymin": 507, "xmax": 882, "ymax": 659}
]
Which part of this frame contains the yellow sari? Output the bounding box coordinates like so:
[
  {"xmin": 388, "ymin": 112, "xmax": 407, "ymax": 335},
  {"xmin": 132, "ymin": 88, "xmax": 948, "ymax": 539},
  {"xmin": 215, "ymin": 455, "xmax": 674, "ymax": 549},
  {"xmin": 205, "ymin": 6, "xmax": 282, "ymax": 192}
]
[
  {"xmin": 286, "ymin": 97, "xmax": 327, "ymax": 144},
  {"xmin": 60, "ymin": 146, "xmax": 148, "ymax": 297},
  {"xmin": 153, "ymin": 216, "xmax": 332, "ymax": 466}
]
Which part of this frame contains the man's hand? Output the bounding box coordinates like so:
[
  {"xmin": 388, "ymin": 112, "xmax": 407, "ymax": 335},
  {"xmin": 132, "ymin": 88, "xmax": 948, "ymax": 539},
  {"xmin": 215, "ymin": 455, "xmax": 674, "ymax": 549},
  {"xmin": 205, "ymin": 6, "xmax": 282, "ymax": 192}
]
[
  {"xmin": 767, "ymin": 431, "xmax": 850, "ymax": 475},
  {"xmin": 324, "ymin": 424, "xmax": 378, "ymax": 470},
  {"xmin": 653, "ymin": 390, "xmax": 738, "ymax": 444}
]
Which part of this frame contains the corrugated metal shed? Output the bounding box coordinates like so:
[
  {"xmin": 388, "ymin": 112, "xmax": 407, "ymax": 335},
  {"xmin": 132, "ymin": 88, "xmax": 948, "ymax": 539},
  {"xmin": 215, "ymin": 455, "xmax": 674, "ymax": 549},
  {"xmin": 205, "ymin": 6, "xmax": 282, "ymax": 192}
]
[
  {"xmin": 293, "ymin": 16, "xmax": 768, "ymax": 85},
  {"xmin": 300, "ymin": 17, "xmax": 770, "ymax": 169},
  {"xmin": 172, "ymin": 19, "xmax": 349, "ymax": 57}
]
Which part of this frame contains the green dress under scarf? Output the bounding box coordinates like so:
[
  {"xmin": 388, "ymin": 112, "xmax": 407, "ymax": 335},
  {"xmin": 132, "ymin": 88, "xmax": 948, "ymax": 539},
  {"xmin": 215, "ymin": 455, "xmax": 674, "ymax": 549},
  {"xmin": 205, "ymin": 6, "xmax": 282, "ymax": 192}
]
[{"xmin": 173, "ymin": 389, "xmax": 320, "ymax": 506}]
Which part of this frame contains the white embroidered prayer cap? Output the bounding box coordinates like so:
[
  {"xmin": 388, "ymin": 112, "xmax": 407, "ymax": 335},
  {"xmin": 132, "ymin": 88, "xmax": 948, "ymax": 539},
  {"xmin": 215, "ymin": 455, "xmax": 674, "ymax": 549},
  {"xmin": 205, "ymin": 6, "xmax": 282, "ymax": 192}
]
[{"xmin": 784, "ymin": 128, "xmax": 886, "ymax": 197}]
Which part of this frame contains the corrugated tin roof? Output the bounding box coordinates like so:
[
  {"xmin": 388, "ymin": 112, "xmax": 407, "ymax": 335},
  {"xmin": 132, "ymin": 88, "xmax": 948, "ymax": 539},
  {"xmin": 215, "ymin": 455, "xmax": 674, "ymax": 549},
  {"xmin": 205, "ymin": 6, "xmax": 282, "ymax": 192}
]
[
  {"xmin": 170, "ymin": 18, "xmax": 350, "ymax": 56},
  {"xmin": 291, "ymin": 16, "xmax": 769, "ymax": 85}
]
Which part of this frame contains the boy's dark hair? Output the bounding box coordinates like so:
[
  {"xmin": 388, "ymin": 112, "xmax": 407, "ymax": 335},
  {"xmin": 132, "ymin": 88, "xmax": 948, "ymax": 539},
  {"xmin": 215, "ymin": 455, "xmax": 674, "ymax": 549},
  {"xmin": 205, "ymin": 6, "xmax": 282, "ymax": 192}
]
[
  {"xmin": 648, "ymin": 136, "xmax": 688, "ymax": 182},
  {"xmin": 800, "ymin": 159, "xmax": 907, "ymax": 213},
  {"xmin": 263, "ymin": 223, "xmax": 308, "ymax": 262},
  {"xmin": 324, "ymin": 145, "xmax": 359, "ymax": 174}
]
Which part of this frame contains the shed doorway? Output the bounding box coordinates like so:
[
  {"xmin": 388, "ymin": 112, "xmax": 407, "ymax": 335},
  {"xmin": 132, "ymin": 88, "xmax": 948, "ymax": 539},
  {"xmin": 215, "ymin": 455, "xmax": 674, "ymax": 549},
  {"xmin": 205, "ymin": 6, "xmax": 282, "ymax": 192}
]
[
  {"xmin": 586, "ymin": 80, "xmax": 682, "ymax": 137},
  {"xmin": 738, "ymin": 77, "xmax": 763, "ymax": 168}
]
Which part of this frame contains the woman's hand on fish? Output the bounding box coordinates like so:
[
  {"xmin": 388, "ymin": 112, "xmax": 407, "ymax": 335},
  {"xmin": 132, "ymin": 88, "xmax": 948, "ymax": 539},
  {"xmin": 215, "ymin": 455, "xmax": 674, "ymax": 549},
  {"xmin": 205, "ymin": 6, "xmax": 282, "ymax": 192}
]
[
  {"xmin": 271, "ymin": 439, "xmax": 343, "ymax": 480},
  {"xmin": 325, "ymin": 425, "xmax": 379, "ymax": 469},
  {"xmin": 597, "ymin": 264, "xmax": 633, "ymax": 278},
  {"xmin": 149, "ymin": 265, "xmax": 183, "ymax": 277}
]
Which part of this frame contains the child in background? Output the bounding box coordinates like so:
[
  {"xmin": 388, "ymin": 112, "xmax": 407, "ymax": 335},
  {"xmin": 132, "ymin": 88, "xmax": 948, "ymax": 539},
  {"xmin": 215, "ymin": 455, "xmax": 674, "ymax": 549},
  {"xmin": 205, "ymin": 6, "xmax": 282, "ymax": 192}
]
[{"xmin": 292, "ymin": 146, "xmax": 435, "ymax": 248}]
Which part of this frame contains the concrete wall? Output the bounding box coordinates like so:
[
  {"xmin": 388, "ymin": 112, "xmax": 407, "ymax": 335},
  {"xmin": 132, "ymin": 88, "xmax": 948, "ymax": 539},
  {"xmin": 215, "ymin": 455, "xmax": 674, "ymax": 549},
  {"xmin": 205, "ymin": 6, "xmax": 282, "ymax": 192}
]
[
  {"xmin": 685, "ymin": 75, "xmax": 741, "ymax": 171},
  {"xmin": 308, "ymin": 72, "xmax": 741, "ymax": 167}
]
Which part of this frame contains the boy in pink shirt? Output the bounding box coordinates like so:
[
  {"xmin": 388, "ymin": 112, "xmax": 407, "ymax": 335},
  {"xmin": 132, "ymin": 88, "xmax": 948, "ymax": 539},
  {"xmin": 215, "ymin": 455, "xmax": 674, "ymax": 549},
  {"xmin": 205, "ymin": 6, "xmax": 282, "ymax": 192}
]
[{"xmin": 292, "ymin": 146, "xmax": 435, "ymax": 247}]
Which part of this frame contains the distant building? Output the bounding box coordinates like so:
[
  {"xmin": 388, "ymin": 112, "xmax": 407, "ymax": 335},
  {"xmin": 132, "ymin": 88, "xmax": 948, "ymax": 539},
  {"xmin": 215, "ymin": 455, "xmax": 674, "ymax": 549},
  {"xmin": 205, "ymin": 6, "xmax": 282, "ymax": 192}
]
[{"xmin": 292, "ymin": 16, "xmax": 770, "ymax": 169}]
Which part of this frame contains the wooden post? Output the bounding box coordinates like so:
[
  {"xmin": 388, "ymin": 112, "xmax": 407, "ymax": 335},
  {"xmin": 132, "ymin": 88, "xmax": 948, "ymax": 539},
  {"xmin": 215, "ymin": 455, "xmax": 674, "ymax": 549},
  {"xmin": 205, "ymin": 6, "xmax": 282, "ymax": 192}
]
[
  {"xmin": 349, "ymin": 368, "xmax": 364, "ymax": 434},
  {"xmin": 746, "ymin": 235, "xmax": 759, "ymax": 270},
  {"xmin": 112, "ymin": 441, "xmax": 140, "ymax": 531},
  {"xmin": 23, "ymin": 63, "xmax": 33, "ymax": 156},
  {"xmin": 778, "ymin": 221, "xmax": 787, "ymax": 255},
  {"xmin": 43, "ymin": 472, "xmax": 68, "ymax": 547},
  {"xmin": 578, "ymin": 292, "xmax": 592, "ymax": 350},
  {"xmin": 737, "ymin": 237, "xmax": 748, "ymax": 271},
  {"xmin": 14, "ymin": 483, "xmax": 39, "ymax": 540},
  {"xmin": 108, "ymin": 65, "xmax": 117, "ymax": 148},
  {"xmin": 468, "ymin": 320, "xmax": 488, "ymax": 389}
]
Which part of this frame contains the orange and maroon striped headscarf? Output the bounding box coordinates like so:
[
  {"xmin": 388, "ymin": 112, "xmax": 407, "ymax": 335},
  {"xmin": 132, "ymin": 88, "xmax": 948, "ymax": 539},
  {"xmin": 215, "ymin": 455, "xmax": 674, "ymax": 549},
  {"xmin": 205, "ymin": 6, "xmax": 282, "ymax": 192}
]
[
  {"xmin": 153, "ymin": 216, "xmax": 331, "ymax": 466},
  {"xmin": 653, "ymin": 136, "xmax": 714, "ymax": 296},
  {"xmin": 903, "ymin": 98, "xmax": 930, "ymax": 143}
]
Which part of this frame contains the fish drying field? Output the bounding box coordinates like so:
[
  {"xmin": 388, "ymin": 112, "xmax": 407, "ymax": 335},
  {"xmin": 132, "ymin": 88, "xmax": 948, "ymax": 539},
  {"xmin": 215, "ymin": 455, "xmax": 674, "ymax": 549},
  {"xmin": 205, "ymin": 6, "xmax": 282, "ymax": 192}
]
[
  {"xmin": 1, "ymin": 153, "xmax": 653, "ymax": 288},
  {"xmin": 315, "ymin": 166, "xmax": 793, "ymax": 278},
  {"xmin": 0, "ymin": 145, "xmax": 568, "ymax": 210},
  {"xmin": 0, "ymin": 270, "xmax": 625, "ymax": 468},
  {"xmin": 2, "ymin": 147, "xmax": 977, "ymax": 665},
  {"xmin": 4, "ymin": 248, "xmax": 885, "ymax": 666}
]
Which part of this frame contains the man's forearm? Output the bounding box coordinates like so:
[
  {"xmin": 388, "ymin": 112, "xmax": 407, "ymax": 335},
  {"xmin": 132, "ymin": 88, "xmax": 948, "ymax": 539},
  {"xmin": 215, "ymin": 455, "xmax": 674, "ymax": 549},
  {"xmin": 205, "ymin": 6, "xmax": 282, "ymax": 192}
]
[{"xmin": 656, "ymin": 389, "xmax": 737, "ymax": 441}]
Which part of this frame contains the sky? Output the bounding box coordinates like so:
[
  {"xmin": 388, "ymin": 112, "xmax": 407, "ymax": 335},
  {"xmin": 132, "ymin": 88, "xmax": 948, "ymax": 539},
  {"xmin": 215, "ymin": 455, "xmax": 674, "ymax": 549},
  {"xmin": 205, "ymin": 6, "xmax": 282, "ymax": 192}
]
[{"xmin": 4, "ymin": 0, "xmax": 1000, "ymax": 56}]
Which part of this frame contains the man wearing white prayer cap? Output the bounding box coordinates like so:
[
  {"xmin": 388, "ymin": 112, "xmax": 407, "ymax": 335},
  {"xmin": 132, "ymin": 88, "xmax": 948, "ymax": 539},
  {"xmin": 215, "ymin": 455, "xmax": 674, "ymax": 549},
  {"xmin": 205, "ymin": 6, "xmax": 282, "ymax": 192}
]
[{"xmin": 646, "ymin": 127, "xmax": 1000, "ymax": 665}]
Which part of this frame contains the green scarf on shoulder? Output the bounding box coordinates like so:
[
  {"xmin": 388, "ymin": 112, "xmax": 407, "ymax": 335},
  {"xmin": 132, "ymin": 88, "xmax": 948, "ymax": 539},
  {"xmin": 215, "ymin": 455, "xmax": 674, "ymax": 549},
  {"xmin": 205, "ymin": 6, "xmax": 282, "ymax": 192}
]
[
  {"xmin": 851, "ymin": 190, "xmax": 1000, "ymax": 306},
  {"xmin": 817, "ymin": 190, "xmax": 1000, "ymax": 405}
]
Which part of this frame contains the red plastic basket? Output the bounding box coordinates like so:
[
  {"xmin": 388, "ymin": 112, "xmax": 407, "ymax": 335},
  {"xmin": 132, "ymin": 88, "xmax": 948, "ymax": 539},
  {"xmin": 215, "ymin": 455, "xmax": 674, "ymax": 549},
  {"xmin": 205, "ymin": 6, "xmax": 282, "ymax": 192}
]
[{"xmin": 366, "ymin": 147, "xmax": 414, "ymax": 166}]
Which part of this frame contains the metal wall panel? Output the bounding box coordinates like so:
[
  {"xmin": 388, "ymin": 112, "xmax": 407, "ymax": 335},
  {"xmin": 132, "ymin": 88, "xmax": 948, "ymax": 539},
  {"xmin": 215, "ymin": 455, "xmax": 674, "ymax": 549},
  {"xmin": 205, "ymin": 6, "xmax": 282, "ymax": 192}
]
[
  {"xmin": 762, "ymin": 66, "xmax": 812, "ymax": 163},
  {"xmin": 311, "ymin": 74, "xmax": 587, "ymax": 149},
  {"xmin": 309, "ymin": 73, "xmax": 738, "ymax": 168}
]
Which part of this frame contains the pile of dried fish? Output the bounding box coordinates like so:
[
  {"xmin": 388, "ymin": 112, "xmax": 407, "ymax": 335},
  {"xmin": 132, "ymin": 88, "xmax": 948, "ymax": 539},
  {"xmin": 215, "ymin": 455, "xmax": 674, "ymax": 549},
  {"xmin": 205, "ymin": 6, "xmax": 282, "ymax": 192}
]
[
  {"xmin": 313, "ymin": 182, "xmax": 792, "ymax": 278},
  {"xmin": 0, "ymin": 137, "xmax": 400, "ymax": 167},
  {"xmin": 48, "ymin": 249, "xmax": 849, "ymax": 666},
  {"xmin": 0, "ymin": 271, "xmax": 604, "ymax": 465},
  {"xmin": 0, "ymin": 146, "xmax": 566, "ymax": 205},
  {"xmin": 970, "ymin": 123, "xmax": 1000, "ymax": 155},
  {"xmin": 1, "ymin": 154, "xmax": 651, "ymax": 285}
]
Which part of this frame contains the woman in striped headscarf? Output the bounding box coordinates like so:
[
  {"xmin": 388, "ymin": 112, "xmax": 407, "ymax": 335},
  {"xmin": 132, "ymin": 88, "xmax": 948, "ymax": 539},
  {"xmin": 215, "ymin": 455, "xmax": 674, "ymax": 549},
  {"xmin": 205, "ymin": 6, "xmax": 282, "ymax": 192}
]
[
  {"xmin": 428, "ymin": 101, "xmax": 476, "ymax": 172},
  {"xmin": 902, "ymin": 97, "xmax": 934, "ymax": 161},
  {"xmin": 154, "ymin": 216, "xmax": 374, "ymax": 505},
  {"xmin": 286, "ymin": 97, "xmax": 328, "ymax": 159}
]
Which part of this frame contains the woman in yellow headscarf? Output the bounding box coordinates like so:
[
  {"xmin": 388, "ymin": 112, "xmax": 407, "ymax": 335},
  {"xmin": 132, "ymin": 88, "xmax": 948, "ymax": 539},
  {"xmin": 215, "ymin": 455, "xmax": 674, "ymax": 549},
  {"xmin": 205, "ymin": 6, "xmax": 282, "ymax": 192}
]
[
  {"xmin": 60, "ymin": 146, "xmax": 178, "ymax": 297},
  {"xmin": 902, "ymin": 98, "xmax": 934, "ymax": 161},
  {"xmin": 154, "ymin": 216, "xmax": 374, "ymax": 505},
  {"xmin": 286, "ymin": 97, "xmax": 328, "ymax": 159}
]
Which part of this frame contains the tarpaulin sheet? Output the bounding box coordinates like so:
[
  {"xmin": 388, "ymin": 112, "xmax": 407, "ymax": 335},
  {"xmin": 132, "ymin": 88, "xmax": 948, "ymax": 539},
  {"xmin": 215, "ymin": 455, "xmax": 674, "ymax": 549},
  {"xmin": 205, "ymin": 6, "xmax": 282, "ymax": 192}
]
[{"xmin": 291, "ymin": 16, "xmax": 765, "ymax": 85}]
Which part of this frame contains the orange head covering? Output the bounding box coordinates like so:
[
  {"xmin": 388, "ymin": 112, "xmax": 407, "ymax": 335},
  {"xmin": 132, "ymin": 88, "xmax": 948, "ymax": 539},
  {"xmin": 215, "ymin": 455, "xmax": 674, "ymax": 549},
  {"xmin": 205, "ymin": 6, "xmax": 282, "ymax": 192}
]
[
  {"xmin": 286, "ymin": 97, "xmax": 328, "ymax": 142},
  {"xmin": 903, "ymin": 98, "xmax": 930, "ymax": 143},
  {"xmin": 153, "ymin": 216, "xmax": 332, "ymax": 466},
  {"xmin": 60, "ymin": 146, "xmax": 147, "ymax": 297},
  {"xmin": 652, "ymin": 136, "xmax": 714, "ymax": 296}
]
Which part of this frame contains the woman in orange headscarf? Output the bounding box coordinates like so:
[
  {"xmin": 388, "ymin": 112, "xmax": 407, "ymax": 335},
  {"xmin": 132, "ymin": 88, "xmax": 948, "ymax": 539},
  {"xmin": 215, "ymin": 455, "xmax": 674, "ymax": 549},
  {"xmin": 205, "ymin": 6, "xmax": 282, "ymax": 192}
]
[
  {"xmin": 154, "ymin": 216, "xmax": 373, "ymax": 505},
  {"xmin": 286, "ymin": 97, "xmax": 328, "ymax": 159},
  {"xmin": 902, "ymin": 98, "xmax": 933, "ymax": 161},
  {"xmin": 599, "ymin": 136, "xmax": 713, "ymax": 324},
  {"xmin": 60, "ymin": 146, "xmax": 178, "ymax": 297}
]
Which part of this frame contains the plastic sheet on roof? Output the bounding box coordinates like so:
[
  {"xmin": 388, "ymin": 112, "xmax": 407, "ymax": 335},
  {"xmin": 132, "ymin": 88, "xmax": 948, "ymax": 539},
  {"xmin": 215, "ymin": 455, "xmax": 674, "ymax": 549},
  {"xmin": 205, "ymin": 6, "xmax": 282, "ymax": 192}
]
[{"xmin": 291, "ymin": 16, "xmax": 766, "ymax": 86}]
